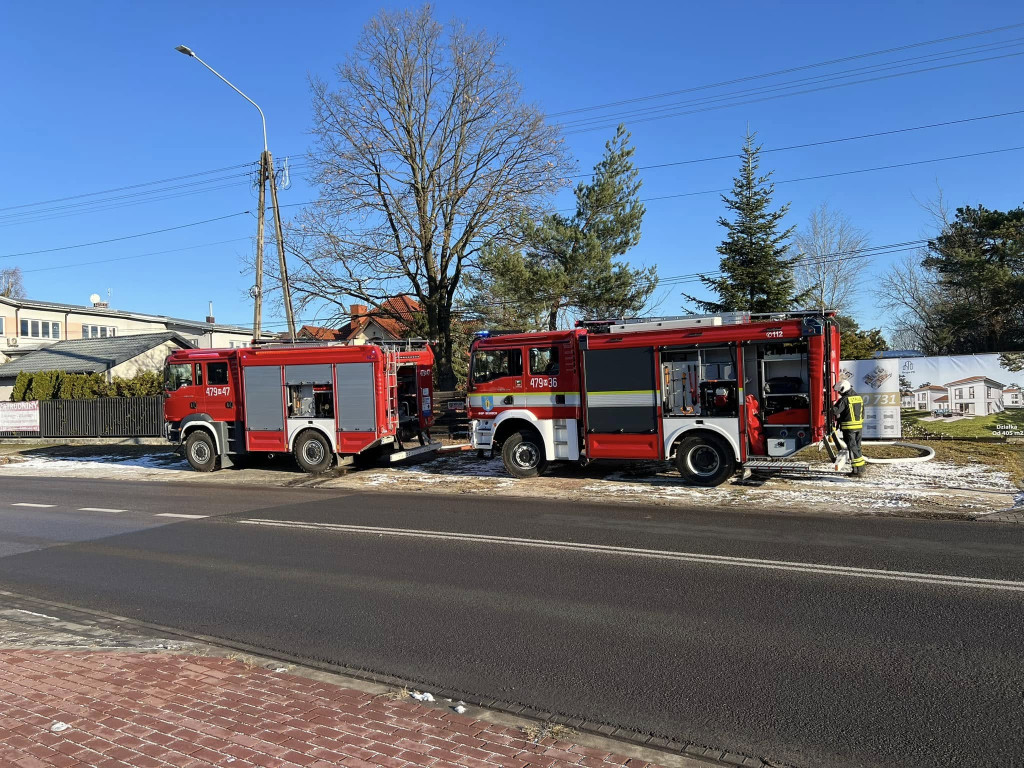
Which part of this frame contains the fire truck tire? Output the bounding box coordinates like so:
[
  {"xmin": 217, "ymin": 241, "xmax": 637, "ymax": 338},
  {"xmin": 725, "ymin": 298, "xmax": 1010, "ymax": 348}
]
[
  {"xmin": 501, "ymin": 429, "xmax": 547, "ymax": 479},
  {"xmin": 294, "ymin": 430, "xmax": 334, "ymax": 474},
  {"xmin": 184, "ymin": 431, "xmax": 218, "ymax": 472},
  {"xmin": 675, "ymin": 434, "xmax": 736, "ymax": 487}
]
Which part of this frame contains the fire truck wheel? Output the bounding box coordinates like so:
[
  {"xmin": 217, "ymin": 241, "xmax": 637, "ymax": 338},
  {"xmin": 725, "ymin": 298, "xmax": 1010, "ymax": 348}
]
[
  {"xmin": 675, "ymin": 434, "xmax": 736, "ymax": 487},
  {"xmin": 184, "ymin": 431, "xmax": 218, "ymax": 473},
  {"xmin": 294, "ymin": 430, "xmax": 334, "ymax": 474},
  {"xmin": 501, "ymin": 429, "xmax": 547, "ymax": 479}
]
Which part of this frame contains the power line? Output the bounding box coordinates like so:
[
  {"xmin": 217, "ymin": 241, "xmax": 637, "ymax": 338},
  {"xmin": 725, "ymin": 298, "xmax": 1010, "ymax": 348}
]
[
  {"xmin": 0, "ymin": 211, "xmax": 250, "ymax": 260},
  {"xmin": 556, "ymin": 37, "xmax": 1024, "ymax": 129},
  {"xmin": 219, "ymin": 238, "xmax": 929, "ymax": 329},
  {"xmin": 547, "ymin": 22, "xmax": 1024, "ymax": 117},
  {"xmin": 562, "ymin": 49, "xmax": 1024, "ymax": 135},
  {"xmin": 6, "ymin": 24, "xmax": 1021, "ymax": 219},
  {"xmin": 631, "ymin": 144, "xmax": 1024, "ymax": 206},
  {"xmin": 21, "ymin": 238, "xmax": 253, "ymax": 274},
  {"xmin": 0, "ymin": 162, "xmax": 254, "ymax": 214}
]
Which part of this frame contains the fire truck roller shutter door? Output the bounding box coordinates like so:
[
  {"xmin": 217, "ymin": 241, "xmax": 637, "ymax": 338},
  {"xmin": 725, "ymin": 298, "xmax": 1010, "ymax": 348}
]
[
  {"xmin": 335, "ymin": 363, "xmax": 376, "ymax": 433},
  {"xmin": 243, "ymin": 366, "xmax": 285, "ymax": 431}
]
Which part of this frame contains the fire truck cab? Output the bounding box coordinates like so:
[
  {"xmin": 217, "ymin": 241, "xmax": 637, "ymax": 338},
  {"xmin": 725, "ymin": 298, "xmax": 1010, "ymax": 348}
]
[
  {"xmin": 164, "ymin": 341, "xmax": 435, "ymax": 473},
  {"xmin": 467, "ymin": 312, "xmax": 840, "ymax": 486}
]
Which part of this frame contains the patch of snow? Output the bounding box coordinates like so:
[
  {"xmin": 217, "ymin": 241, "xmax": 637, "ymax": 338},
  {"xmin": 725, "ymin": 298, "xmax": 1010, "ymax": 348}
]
[
  {"xmin": 14, "ymin": 609, "xmax": 60, "ymax": 620},
  {"xmin": 49, "ymin": 722, "xmax": 70, "ymax": 733},
  {"xmin": 410, "ymin": 691, "xmax": 435, "ymax": 702}
]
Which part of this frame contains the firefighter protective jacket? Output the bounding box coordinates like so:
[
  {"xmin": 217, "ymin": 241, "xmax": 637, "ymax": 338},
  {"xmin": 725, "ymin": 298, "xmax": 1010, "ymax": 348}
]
[{"xmin": 833, "ymin": 390, "xmax": 865, "ymax": 431}]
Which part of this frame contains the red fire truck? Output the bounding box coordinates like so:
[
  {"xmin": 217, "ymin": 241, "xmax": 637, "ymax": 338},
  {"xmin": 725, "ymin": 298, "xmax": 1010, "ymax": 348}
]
[
  {"xmin": 163, "ymin": 341, "xmax": 436, "ymax": 473},
  {"xmin": 467, "ymin": 311, "xmax": 840, "ymax": 486}
]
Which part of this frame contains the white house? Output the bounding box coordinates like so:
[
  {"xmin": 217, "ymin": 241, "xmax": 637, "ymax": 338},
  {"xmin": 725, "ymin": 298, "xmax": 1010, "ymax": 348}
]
[
  {"xmin": 1004, "ymin": 386, "xmax": 1023, "ymax": 409},
  {"xmin": 912, "ymin": 384, "xmax": 947, "ymax": 411},
  {"xmin": 943, "ymin": 376, "xmax": 1005, "ymax": 415},
  {"xmin": 0, "ymin": 295, "xmax": 272, "ymax": 366}
]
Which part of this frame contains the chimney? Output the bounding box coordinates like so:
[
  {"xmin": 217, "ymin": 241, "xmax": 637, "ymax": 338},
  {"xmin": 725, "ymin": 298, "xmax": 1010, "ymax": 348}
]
[
  {"xmin": 350, "ymin": 304, "xmax": 368, "ymax": 322},
  {"xmin": 206, "ymin": 301, "xmax": 215, "ymax": 324}
]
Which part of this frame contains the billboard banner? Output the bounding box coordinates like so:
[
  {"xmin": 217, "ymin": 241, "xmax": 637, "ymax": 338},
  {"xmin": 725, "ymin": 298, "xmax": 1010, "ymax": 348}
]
[
  {"xmin": 0, "ymin": 401, "xmax": 40, "ymax": 432},
  {"xmin": 898, "ymin": 352, "xmax": 1023, "ymax": 441},
  {"xmin": 839, "ymin": 359, "xmax": 902, "ymax": 438}
]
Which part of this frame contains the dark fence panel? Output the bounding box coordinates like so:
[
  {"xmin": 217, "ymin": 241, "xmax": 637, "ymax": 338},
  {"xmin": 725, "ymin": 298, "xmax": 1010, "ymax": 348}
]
[
  {"xmin": 98, "ymin": 396, "xmax": 164, "ymax": 437},
  {"xmin": 43, "ymin": 399, "xmax": 97, "ymax": 438},
  {"xmin": 1, "ymin": 397, "xmax": 164, "ymax": 439}
]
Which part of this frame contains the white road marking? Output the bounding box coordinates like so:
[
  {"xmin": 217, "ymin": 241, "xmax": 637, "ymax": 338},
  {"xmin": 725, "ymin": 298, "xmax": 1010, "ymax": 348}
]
[
  {"xmin": 238, "ymin": 519, "xmax": 1024, "ymax": 594},
  {"xmin": 11, "ymin": 503, "xmax": 56, "ymax": 508},
  {"xmin": 78, "ymin": 507, "xmax": 126, "ymax": 513},
  {"xmin": 155, "ymin": 513, "xmax": 208, "ymax": 519}
]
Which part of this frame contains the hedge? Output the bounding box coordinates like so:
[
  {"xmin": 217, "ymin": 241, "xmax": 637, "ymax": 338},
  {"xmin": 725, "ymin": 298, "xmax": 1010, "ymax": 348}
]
[{"xmin": 8, "ymin": 370, "xmax": 163, "ymax": 401}]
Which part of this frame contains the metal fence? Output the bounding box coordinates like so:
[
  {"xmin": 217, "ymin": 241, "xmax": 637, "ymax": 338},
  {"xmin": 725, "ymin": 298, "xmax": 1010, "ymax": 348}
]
[{"xmin": 0, "ymin": 396, "xmax": 163, "ymax": 439}]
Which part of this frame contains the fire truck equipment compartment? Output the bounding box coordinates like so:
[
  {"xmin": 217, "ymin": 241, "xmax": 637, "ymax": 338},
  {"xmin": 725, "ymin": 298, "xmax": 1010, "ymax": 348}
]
[
  {"xmin": 582, "ymin": 347, "xmax": 658, "ymax": 434},
  {"xmin": 335, "ymin": 363, "xmax": 375, "ymax": 432},
  {"xmin": 243, "ymin": 366, "xmax": 285, "ymax": 431}
]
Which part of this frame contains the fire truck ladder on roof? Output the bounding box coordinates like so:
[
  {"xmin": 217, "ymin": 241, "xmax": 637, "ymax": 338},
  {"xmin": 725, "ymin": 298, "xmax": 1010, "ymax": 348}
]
[{"xmin": 578, "ymin": 309, "xmax": 835, "ymax": 334}]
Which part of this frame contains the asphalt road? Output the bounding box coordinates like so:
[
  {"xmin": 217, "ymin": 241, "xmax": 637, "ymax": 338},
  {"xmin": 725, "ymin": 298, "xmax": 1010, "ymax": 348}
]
[{"xmin": 0, "ymin": 475, "xmax": 1022, "ymax": 768}]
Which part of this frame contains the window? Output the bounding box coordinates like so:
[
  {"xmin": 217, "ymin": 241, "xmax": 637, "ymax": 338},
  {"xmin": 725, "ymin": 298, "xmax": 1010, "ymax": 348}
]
[
  {"xmin": 969, "ymin": 386, "xmax": 975, "ymax": 399},
  {"xmin": 19, "ymin": 319, "xmax": 60, "ymax": 339},
  {"xmin": 207, "ymin": 362, "xmax": 229, "ymax": 386},
  {"xmin": 956, "ymin": 388, "xmax": 963, "ymax": 400},
  {"xmin": 0, "ymin": 318, "xmax": 4, "ymax": 335},
  {"xmin": 195, "ymin": 363, "xmax": 203, "ymax": 386},
  {"xmin": 165, "ymin": 363, "xmax": 193, "ymax": 390},
  {"xmin": 529, "ymin": 347, "xmax": 560, "ymax": 376},
  {"xmin": 83, "ymin": 325, "xmax": 116, "ymax": 339},
  {"xmin": 471, "ymin": 348, "xmax": 523, "ymax": 384}
]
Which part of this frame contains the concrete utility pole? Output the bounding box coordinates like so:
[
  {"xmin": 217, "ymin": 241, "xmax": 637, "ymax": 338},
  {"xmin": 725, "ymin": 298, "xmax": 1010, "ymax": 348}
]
[{"xmin": 174, "ymin": 45, "xmax": 296, "ymax": 342}]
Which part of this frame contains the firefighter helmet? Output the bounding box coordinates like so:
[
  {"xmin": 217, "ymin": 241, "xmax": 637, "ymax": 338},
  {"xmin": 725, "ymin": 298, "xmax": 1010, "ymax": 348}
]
[{"xmin": 834, "ymin": 380, "xmax": 853, "ymax": 395}]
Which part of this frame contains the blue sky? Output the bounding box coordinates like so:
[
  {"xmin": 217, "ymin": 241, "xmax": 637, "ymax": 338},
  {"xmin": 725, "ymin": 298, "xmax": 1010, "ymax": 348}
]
[{"xmin": 1, "ymin": 0, "xmax": 1022, "ymax": 334}]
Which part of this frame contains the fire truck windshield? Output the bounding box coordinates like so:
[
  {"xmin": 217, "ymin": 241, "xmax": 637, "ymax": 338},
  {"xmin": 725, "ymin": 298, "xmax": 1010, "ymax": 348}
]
[
  {"xmin": 164, "ymin": 362, "xmax": 193, "ymax": 391},
  {"xmin": 471, "ymin": 348, "xmax": 522, "ymax": 385}
]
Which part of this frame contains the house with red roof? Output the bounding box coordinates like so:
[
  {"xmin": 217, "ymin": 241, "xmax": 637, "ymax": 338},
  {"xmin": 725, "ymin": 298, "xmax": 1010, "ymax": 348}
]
[
  {"xmin": 942, "ymin": 375, "xmax": 1005, "ymax": 416},
  {"xmin": 912, "ymin": 384, "xmax": 947, "ymax": 411},
  {"xmin": 296, "ymin": 296, "xmax": 423, "ymax": 345}
]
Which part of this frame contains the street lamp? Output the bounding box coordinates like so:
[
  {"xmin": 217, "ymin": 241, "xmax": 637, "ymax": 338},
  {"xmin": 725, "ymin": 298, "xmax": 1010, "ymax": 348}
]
[{"xmin": 174, "ymin": 44, "xmax": 294, "ymax": 340}]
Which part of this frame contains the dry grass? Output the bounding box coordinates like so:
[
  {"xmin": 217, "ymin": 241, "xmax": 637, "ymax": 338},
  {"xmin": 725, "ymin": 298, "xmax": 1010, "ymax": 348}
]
[
  {"xmin": 800, "ymin": 439, "xmax": 1024, "ymax": 488},
  {"xmin": 521, "ymin": 723, "xmax": 577, "ymax": 744}
]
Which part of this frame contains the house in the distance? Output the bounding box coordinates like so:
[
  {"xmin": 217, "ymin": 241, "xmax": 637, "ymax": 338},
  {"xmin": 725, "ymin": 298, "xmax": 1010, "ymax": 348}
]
[
  {"xmin": 912, "ymin": 384, "xmax": 947, "ymax": 411},
  {"xmin": 0, "ymin": 332, "xmax": 193, "ymax": 400},
  {"xmin": 1004, "ymin": 385, "xmax": 1023, "ymax": 409},
  {"xmin": 297, "ymin": 297, "xmax": 422, "ymax": 345},
  {"xmin": 943, "ymin": 375, "xmax": 1005, "ymax": 415},
  {"xmin": 0, "ymin": 294, "xmax": 270, "ymax": 366}
]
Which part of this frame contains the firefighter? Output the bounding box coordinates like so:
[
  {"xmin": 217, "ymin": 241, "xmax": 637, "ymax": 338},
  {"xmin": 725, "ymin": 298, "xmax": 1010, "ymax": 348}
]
[{"xmin": 833, "ymin": 380, "xmax": 866, "ymax": 475}]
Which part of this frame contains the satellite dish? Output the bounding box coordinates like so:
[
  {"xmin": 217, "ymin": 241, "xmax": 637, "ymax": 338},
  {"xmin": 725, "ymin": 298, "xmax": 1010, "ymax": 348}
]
[{"xmin": 89, "ymin": 293, "xmax": 102, "ymax": 304}]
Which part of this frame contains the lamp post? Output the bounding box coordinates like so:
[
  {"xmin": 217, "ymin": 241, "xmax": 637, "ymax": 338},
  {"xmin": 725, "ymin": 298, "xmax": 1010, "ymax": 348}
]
[{"xmin": 174, "ymin": 45, "xmax": 296, "ymax": 341}]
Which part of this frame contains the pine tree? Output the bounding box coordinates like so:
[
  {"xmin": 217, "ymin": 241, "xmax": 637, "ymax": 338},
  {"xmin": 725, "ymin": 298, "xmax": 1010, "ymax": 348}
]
[
  {"xmin": 474, "ymin": 125, "xmax": 656, "ymax": 331},
  {"xmin": 685, "ymin": 128, "xmax": 805, "ymax": 314}
]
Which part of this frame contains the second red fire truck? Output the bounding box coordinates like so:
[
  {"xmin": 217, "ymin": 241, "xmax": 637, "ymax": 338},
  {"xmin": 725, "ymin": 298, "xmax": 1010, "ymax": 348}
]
[
  {"xmin": 467, "ymin": 311, "xmax": 840, "ymax": 486},
  {"xmin": 164, "ymin": 341, "xmax": 436, "ymax": 472}
]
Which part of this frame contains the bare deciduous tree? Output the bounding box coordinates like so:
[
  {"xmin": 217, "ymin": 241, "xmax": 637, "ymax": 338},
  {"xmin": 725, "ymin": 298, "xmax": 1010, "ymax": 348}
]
[
  {"xmin": 877, "ymin": 252, "xmax": 948, "ymax": 353},
  {"xmin": 793, "ymin": 203, "xmax": 869, "ymax": 314},
  {"xmin": 289, "ymin": 6, "xmax": 569, "ymax": 387},
  {"xmin": 0, "ymin": 267, "xmax": 25, "ymax": 299}
]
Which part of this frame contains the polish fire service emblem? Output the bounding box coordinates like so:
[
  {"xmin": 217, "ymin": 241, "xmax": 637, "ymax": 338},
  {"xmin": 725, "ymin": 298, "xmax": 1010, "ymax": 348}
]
[{"xmin": 482, "ymin": 395, "xmax": 494, "ymax": 412}]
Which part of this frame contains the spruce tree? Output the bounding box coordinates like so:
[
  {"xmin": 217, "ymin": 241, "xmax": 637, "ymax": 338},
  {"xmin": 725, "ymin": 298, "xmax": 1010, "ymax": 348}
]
[
  {"xmin": 474, "ymin": 125, "xmax": 656, "ymax": 331},
  {"xmin": 685, "ymin": 128, "xmax": 805, "ymax": 314}
]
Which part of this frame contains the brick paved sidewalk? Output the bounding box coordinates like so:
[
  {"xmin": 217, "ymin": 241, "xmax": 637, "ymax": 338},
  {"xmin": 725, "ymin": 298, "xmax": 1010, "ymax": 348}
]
[{"xmin": 0, "ymin": 650, "xmax": 676, "ymax": 768}]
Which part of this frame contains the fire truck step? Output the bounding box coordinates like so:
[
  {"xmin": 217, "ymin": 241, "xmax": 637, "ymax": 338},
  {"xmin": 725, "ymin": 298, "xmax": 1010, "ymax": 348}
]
[
  {"xmin": 385, "ymin": 441, "xmax": 444, "ymax": 463},
  {"xmin": 744, "ymin": 460, "xmax": 849, "ymax": 476}
]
